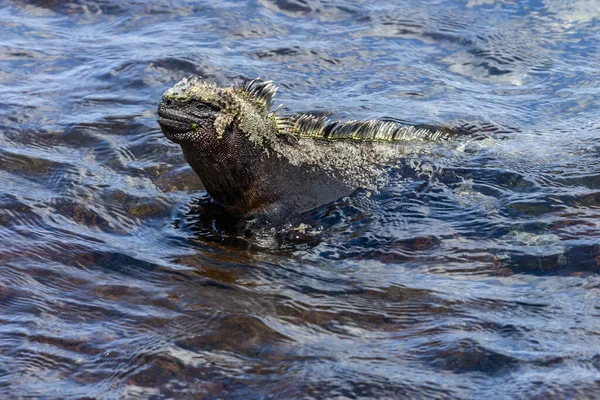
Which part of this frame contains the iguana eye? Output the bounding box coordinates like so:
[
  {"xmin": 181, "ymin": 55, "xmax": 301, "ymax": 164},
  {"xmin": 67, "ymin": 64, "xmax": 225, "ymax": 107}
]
[{"xmin": 193, "ymin": 103, "xmax": 210, "ymax": 111}]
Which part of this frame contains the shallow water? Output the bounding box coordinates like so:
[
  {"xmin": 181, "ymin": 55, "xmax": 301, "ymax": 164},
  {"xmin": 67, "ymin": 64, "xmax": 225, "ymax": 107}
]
[{"xmin": 1, "ymin": 0, "xmax": 599, "ymax": 398}]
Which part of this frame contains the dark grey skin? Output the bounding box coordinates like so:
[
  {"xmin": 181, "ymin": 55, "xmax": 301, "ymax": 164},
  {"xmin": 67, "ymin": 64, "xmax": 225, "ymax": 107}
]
[
  {"xmin": 157, "ymin": 77, "xmax": 467, "ymax": 231},
  {"xmin": 157, "ymin": 96, "xmax": 353, "ymax": 228}
]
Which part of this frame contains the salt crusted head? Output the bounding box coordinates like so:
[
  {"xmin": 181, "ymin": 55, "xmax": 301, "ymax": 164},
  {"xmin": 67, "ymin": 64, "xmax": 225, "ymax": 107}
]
[{"xmin": 157, "ymin": 76, "xmax": 279, "ymax": 145}]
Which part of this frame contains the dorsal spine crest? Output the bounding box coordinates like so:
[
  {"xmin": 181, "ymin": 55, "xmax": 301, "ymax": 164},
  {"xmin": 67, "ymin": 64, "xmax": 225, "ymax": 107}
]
[
  {"xmin": 236, "ymin": 78, "xmax": 279, "ymax": 111},
  {"xmin": 276, "ymin": 113, "xmax": 455, "ymax": 143}
]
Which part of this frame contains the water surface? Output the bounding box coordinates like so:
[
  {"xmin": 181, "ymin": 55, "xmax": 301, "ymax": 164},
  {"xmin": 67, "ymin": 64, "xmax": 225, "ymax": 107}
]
[{"xmin": 1, "ymin": 0, "xmax": 599, "ymax": 398}]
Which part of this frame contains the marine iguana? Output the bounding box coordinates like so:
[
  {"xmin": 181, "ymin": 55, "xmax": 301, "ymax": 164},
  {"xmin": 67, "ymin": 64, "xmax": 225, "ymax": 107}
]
[{"xmin": 157, "ymin": 77, "xmax": 466, "ymax": 230}]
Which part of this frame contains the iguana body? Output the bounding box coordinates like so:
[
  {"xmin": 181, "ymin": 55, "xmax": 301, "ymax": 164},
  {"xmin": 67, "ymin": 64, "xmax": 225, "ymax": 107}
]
[{"xmin": 157, "ymin": 77, "xmax": 462, "ymax": 228}]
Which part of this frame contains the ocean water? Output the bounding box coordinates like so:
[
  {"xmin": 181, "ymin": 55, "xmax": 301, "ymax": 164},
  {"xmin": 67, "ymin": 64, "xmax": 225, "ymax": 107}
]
[{"xmin": 0, "ymin": 0, "xmax": 599, "ymax": 398}]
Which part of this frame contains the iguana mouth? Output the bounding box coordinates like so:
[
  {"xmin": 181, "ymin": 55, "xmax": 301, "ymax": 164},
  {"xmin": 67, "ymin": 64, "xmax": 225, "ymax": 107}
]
[
  {"xmin": 156, "ymin": 116, "xmax": 189, "ymax": 130},
  {"xmin": 157, "ymin": 110, "xmax": 191, "ymax": 143}
]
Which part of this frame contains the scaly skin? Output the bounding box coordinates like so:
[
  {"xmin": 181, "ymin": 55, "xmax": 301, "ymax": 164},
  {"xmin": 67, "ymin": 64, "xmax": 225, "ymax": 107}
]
[{"xmin": 157, "ymin": 77, "xmax": 463, "ymax": 229}]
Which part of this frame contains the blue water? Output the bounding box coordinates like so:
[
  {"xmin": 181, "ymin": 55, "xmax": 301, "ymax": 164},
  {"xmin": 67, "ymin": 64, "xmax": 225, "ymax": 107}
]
[{"xmin": 1, "ymin": 0, "xmax": 599, "ymax": 398}]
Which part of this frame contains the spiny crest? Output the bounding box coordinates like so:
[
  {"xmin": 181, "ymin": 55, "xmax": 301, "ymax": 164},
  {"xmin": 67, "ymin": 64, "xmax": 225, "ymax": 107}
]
[
  {"xmin": 236, "ymin": 78, "xmax": 278, "ymax": 111},
  {"xmin": 164, "ymin": 76, "xmax": 218, "ymax": 101},
  {"xmin": 277, "ymin": 114, "xmax": 457, "ymax": 142}
]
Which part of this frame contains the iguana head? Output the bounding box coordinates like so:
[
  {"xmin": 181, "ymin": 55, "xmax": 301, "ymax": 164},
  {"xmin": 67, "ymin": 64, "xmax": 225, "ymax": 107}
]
[
  {"xmin": 157, "ymin": 77, "xmax": 287, "ymax": 221},
  {"xmin": 157, "ymin": 76, "xmax": 279, "ymax": 143}
]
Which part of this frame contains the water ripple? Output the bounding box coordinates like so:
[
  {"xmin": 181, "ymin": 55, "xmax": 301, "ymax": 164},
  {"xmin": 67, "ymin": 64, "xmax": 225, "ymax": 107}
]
[{"xmin": 1, "ymin": 0, "xmax": 600, "ymax": 398}]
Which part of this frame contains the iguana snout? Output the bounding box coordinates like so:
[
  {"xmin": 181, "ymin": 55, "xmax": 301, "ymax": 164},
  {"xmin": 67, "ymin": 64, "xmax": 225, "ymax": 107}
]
[{"xmin": 157, "ymin": 97, "xmax": 219, "ymax": 144}]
